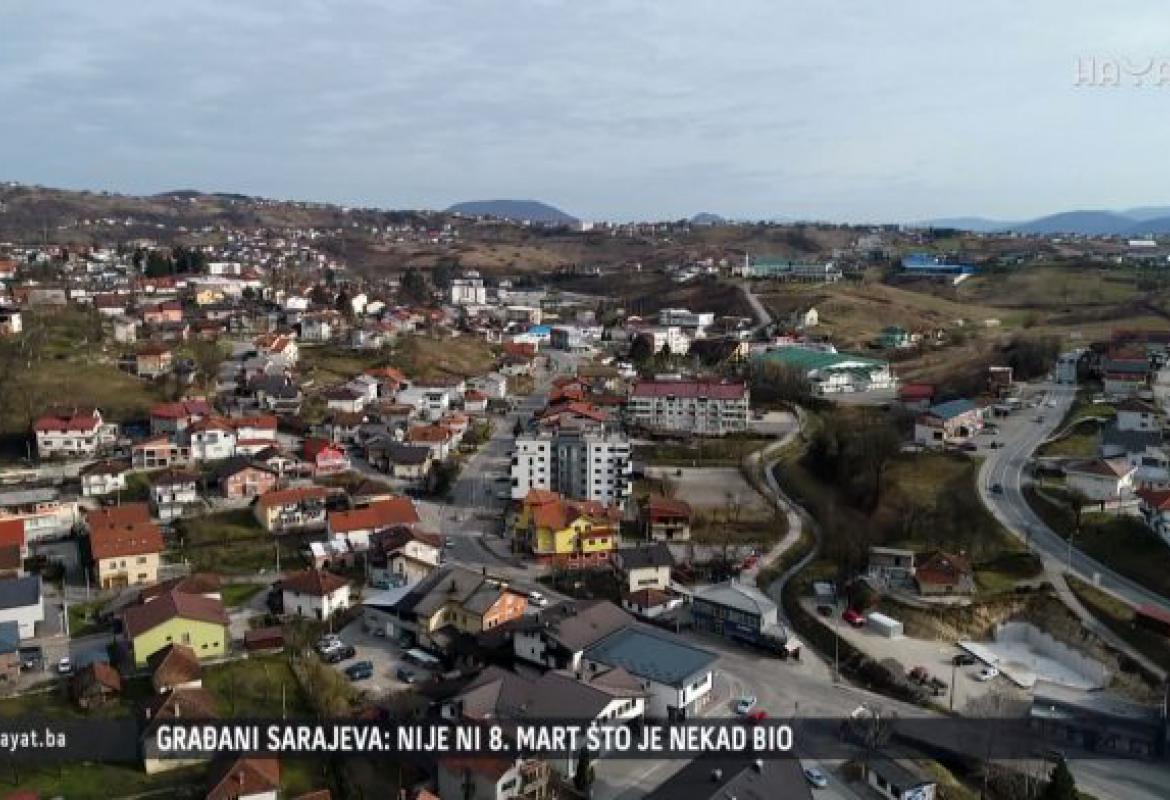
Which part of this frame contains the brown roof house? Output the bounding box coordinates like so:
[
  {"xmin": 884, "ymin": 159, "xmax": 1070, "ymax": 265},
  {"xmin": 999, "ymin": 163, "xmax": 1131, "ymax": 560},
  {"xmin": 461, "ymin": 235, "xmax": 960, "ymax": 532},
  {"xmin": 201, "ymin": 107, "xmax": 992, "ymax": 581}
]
[
  {"xmin": 204, "ymin": 756, "xmax": 281, "ymax": 800},
  {"xmin": 122, "ymin": 589, "xmax": 230, "ymax": 667},
  {"xmin": 914, "ymin": 551, "xmax": 975, "ymax": 596},
  {"xmin": 149, "ymin": 643, "xmax": 203, "ymax": 693},
  {"xmin": 70, "ymin": 660, "xmax": 122, "ymax": 710},
  {"xmin": 280, "ymin": 569, "xmax": 351, "ymax": 621},
  {"xmin": 142, "ymin": 687, "xmax": 219, "ymax": 774}
]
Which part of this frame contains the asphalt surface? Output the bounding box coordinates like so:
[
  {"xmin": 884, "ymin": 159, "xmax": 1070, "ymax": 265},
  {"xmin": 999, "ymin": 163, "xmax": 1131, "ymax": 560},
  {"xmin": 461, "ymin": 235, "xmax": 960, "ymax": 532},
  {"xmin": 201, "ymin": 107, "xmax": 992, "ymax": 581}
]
[{"xmin": 978, "ymin": 381, "xmax": 1170, "ymax": 614}]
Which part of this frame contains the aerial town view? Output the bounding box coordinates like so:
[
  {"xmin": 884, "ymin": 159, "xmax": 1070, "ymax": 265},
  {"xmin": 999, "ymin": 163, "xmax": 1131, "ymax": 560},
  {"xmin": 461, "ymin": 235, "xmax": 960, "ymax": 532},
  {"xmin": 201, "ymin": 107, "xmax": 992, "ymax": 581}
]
[{"xmin": 1, "ymin": 2, "xmax": 1169, "ymax": 799}]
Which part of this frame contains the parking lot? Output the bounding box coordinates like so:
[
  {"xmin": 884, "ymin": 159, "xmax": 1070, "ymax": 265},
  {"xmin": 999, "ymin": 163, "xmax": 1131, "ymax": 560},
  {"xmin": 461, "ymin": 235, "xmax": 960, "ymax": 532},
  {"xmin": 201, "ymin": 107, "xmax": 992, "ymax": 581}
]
[{"xmin": 320, "ymin": 619, "xmax": 431, "ymax": 694}]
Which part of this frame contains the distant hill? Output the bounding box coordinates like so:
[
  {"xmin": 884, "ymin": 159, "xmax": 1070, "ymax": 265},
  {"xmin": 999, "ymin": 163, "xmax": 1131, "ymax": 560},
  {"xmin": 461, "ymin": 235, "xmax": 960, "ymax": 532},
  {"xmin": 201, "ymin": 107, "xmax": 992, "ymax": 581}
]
[
  {"xmin": 1009, "ymin": 211, "xmax": 1137, "ymax": 236},
  {"xmin": 446, "ymin": 199, "xmax": 577, "ymax": 224},
  {"xmin": 920, "ymin": 207, "xmax": 1170, "ymax": 236},
  {"xmin": 690, "ymin": 212, "xmax": 726, "ymax": 225},
  {"xmin": 918, "ymin": 217, "xmax": 1010, "ymax": 233}
]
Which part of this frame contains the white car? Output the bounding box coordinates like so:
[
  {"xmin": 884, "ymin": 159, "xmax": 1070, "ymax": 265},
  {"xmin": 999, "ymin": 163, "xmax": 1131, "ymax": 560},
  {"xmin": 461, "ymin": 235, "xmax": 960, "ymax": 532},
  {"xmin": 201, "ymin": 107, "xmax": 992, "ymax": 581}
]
[
  {"xmin": 803, "ymin": 767, "xmax": 829, "ymax": 789},
  {"xmin": 56, "ymin": 656, "xmax": 72, "ymax": 675},
  {"xmin": 974, "ymin": 666, "xmax": 999, "ymax": 682},
  {"xmin": 528, "ymin": 591, "xmax": 549, "ymax": 608},
  {"xmin": 735, "ymin": 695, "xmax": 757, "ymax": 715}
]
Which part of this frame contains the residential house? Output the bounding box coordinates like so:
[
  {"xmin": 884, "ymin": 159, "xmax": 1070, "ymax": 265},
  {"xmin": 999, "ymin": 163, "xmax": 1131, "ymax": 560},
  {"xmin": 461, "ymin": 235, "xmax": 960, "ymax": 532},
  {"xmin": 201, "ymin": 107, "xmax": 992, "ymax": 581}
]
[
  {"xmin": 612, "ymin": 544, "xmax": 674, "ymax": 594},
  {"xmin": 1116, "ymin": 398, "xmax": 1161, "ymax": 432},
  {"xmin": 142, "ymin": 300, "xmax": 184, "ymax": 326},
  {"xmin": 400, "ymin": 424, "xmax": 451, "ymax": 461},
  {"xmin": 580, "ymin": 625, "xmax": 717, "ymax": 719},
  {"xmin": 512, "ymin": 600, "xmax": 632, "ymax": 671},
  {"xmin": 150, "ymin": 469, "xmax": 200, "ymax": 522},
  {"xmin": 139, "ymin": 573, "xmax": 223, "ymax": 604},
  {"xmin": 691, "ymin": 579, "xmax": 785, "ymax": 651},
  {"xmin": 1102, "ymin": 348, "xmax": 1150, "ymax": 398},
  {"xmin": 463, "ymin": 390, "xmax": 488, "ymax": 414},
  {"xmin": 0, "ymin": 576, "xmax": 44, "ymax": 639},
  {"xmin": 252, "ymin": 446, "xmax": 312, "ymax": 479},
  {"xmin": 132, "ymin": 436, "xmax": 191, "ymax": 470},
  {"xmin": 323, "ymin": 411, "xmax": 367, "ymax": 444},
  {"xmin": 368, "ymin": 526, "xmax": 442, "ymax": 587},
  {"xmin": 33, "ymin": 406, "xmax": 110, "ymax": 459},
  {"xmin": 212, "ymin": 457, "xmax": 278, "ymax": 499},
  {"xmin": 135, "ymin": 343, "xmax": 174, "ymax": 378},
  {"xmin": 627, "ymin": 379, "xmax": 750, "ymax": 435},
  {"xmin": 70, "ymin": 661, "xmax": 122, "ymax": 710},
  {"xmin": 149, "ymin": 399, "xmax": 213, "ymax": 436},
  {"xmin": 371, "ymin": 441, "xmax": 433, "ymax": 482},
  {"xmin": 877, "ymin": 326, "xmax": 914, "ymax": 349},
  {"xmin": 230, "ymin": 414, "xmax": 279, "ymax": 454},
  {"xmin": 186, "ymin": 418, "xmax": 238, "ymax": 462},
  {"xmin": 361, "ymin": 565, "xmax": 527, "ymax": 646},
  {"xmin": 645, "ymin": 757, "xmax": 813, "ymax": 800},
  {"xmin": 0, "ymin": 487, "xmax": 80, "ymax": 541},
  {"xmin": 867, "ymin": 546, "xmax": 916, "ymax": 585},
  {"xmin": 397, "ymin": 385, "xmax": 455, "ymax": 421},
  {"xmin": 622, "ymin": 588, "xmax": 684, "ymax": 620},
  {"xmin": 1138, "ymin": 488, "xmax": 1170, "ymax": 545},
  {"xmin": 149, "ymin": 643, "xmax": 204, "ymax": 693},
  {"xmin": 914, "ymin": 398, "xmax": 983, "ymax": 448},
  {"xmin": 914, "ymin": 551, "xmax": 975, "ymax": 596},
  {"xmin": 637, "ymin": 494, "xmax": 692, "ymax": 542},
  {"xmin": 0, "ymin": 307, "xmax": 23, "ymax": 338},
  {"xmin": 514, "ymin": 490, "xmax": 621, "ymax": 568},
  {"xmin": 88, "ymin": 514, "xmax": 164, "ymax": 589},
  {"xmin": 1064, "ymin": 457, "xmax": 1138, "ymax": 503},
  {"xmin": 897, "ymin": 383, "xmax": 936, "ymax": 412},
  {"xmin": 249, "ymin": 374, "xmax": 303, "ymax": 414},
  {"xmin": 436, "ymin": 758, "xmax": 549, "ymax": 800},
  {"xmin": 79, "ymin": 459, "xmax": 131, "ymax": 497},
  {"xmin": 142, "ymin": 687, "xmax": 219, "ymax": 774},
  {"xmin": 863, "ymin": 757, "xmax": 938, "ymax": 800},
  {"xmin": 327, "ymin": 496, "xmax": 421, "ymax": 551},
  {"xmin": 281, "ymin": 569, "xmax": 351, "ymax": 621},
  {"xmin": 304, "ymin": 438, "xmax": 350, "ymax": 476},
  {"xmin": 324, "ymin": 387, "xmax": 366, "ymax": 414},
  {"xmin": 205, "ymin": 757, "xmax": 281, "ymax": 800},
  {"xmin": 122, "ymin": 589, "xmax": 230, "ymax": 667},
  {"xmin": 253, "ymin": 486, "xmax": 329, "ymax": 534}
]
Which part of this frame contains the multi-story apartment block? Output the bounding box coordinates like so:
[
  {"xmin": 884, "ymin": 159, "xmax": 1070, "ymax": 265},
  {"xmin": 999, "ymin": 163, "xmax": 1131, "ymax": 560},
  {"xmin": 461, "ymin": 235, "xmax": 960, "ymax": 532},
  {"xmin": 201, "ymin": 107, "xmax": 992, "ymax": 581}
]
[
  {"xmin": 510, "ymin": 426, "xmax": 632, "ymax": 507},
  {"xmin": 627, "ymin": 379, "xmax": 750, "ymax": 435},
  {"xmin": 449, "ymin": 274, "xmax": 487, "ymax": 306}
]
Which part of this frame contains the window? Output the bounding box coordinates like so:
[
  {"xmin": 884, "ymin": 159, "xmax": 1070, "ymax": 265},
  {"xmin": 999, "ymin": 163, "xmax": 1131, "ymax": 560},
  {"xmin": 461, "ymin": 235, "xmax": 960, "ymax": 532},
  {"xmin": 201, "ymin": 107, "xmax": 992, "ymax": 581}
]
[{"xmin": 181, "ymin": 632, "xmax": 191, "ymax": 645}]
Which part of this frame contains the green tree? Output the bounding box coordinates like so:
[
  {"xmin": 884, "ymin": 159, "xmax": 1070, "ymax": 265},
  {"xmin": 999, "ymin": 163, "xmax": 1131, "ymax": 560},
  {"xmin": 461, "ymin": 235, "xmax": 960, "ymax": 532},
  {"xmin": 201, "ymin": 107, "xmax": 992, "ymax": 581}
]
[
  {"xmin": 144, "ymin": 250, "xmax": 173, "ymax": 277},
  {"xmin": 1040, "ymin": 758, "xmax": 1076, "ymax": 800},
  {"xmin": 399, "ymin": 268, "xmax": 430, "ymax": 305},
  {"xmin": 629, "ymin": 334, "xmax": 653, "ymax": 365}
]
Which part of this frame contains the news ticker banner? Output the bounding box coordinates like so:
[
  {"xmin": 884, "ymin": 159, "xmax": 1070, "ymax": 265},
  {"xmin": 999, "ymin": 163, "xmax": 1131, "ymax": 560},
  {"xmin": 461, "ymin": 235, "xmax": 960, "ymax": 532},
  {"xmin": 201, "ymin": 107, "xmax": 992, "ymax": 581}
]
[{"xmin": 0, "ymin": 717, "xmax": 1159, "ymax": 763}]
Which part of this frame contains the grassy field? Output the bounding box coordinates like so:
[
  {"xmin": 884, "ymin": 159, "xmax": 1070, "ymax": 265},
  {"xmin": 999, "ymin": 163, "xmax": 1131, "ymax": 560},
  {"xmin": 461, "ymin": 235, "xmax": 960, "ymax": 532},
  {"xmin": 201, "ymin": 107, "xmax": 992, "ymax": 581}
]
[
  {"xmin": 633, "ymin": 437, "xmax": 770, "ymax": 467},
  {"xmin": 1066, "ymin": 574, "xmax": 1170, "ymax": 675},
  {"xmin": 203, "ymin": 654, "xmax": 312, "ymax": 717},
  {"xmin": 220, "ymin": 582, "xmax": 266, "ymax": 608},
  {"xmin": 391, "ymin": 334, "xmax": 498, "ymax": 382},
  {"xmin": 298, "ymin": 344, "xmax": 389, "ymax": 386},
  {"xmin": 1037, "ymin": 418, "xmax": 1101, "ymax": 458},
  {"xmin": 176, "ymin": 510, "xmax": 309, "ymax": 575},
  {"xmin": 1026, "ymin": 486, "xmax": 1170, "ymax": 599}
]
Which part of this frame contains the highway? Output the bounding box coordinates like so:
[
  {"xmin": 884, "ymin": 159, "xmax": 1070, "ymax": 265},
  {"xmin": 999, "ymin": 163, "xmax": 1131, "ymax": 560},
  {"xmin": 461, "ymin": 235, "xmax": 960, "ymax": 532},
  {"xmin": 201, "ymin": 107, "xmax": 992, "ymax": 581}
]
[{"xmin": 978, "ymin": 381, "xmax": 1170, "ymax": 615}]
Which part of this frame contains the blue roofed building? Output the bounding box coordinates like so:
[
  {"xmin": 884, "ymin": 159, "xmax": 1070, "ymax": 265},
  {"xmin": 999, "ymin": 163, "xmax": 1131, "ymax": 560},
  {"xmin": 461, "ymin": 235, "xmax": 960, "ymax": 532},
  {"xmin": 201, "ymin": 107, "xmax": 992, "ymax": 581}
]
[
  {"xmin": 900, "ymin": 253, "xmax": 979, "ymax": 284},
  {"xmin": 581, "ymin": 625, "xmax": 717, "ymax": 720},
  {"xmin": 914, "ymin": 397, "xmax": 984, "ymax": 448}
]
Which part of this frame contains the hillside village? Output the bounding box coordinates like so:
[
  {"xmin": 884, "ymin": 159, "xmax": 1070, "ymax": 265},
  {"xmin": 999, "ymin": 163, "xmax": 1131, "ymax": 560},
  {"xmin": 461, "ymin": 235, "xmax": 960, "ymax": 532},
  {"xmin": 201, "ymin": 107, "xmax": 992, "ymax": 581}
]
[{"xmin": 2, "ymin": 190, "xmax": 1170, "ymax": 799}]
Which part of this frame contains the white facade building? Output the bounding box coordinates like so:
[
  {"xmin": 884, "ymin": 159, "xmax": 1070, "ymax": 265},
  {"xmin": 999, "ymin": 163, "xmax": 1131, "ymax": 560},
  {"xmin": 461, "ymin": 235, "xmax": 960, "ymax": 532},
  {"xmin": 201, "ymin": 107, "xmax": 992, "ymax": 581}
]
[{"xmin": 511, "ymin": 428, "xmax": 632, "ymax": 506}]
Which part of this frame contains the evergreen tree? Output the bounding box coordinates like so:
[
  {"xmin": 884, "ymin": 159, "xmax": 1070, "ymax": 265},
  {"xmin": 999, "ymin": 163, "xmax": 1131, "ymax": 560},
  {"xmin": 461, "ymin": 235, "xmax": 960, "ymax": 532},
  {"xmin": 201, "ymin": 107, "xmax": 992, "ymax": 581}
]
[{"xmin": 1040, "ymin": 758, "xmax": 1077, "ymax": 800}]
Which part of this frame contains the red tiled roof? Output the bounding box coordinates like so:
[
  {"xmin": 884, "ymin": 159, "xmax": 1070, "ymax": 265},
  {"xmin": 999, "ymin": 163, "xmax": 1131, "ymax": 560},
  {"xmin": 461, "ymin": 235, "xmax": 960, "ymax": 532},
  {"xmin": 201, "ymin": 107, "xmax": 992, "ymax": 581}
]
[
  {"xmin": 630, "ymin": 379, "xmax": 747, "ymax": 400},
  {"xmin": 148, "ymin": 643, "xmax": 201, "ymax": 688},
  {"xmin": 256, "ymin": 485, "xmax": 328, "ymax": 511},
  {"xmin": 0, "ymin": 519, "xmax": 25, "ymax": 550},
  {"xmin": 204, "ymin": 757, "xmax": 279, "ymax": 799},
  {"xmin": 33, "ymin": 408, "xmax": 101, "ymax": 433},
  {"xmin": 281, "ymin": 569, "xmax": 349, "ymax": 597},
  {"xmin": 328, "ymin": 497, "xmax": 420, "ymax": 533},
  {"xmin": 139, "ymin": 573, "xmax": 222, "ymax": 602},
  {"xmin": 641, "ymin": 494, "xmax": 692, "ymax": 520},
  {"xmin": 122, "ymin": 590, "xmax": 229, "ymax": 639},
  {"xmin": 87, "ymin": 503, "xmax": 151, "ymax": 530},
  {"xmin": 1138, "ymin": 488, "xmax": 1170, "ymax": 511},
  {"xmin": 304, "ymin": 437, "xmax": 344, "ymax": 461},
  {"xmin": 150, "ymin": 400, "xmax": 213, "ymax": 420},
  {"xmin": 89, "ymin": 521, "xmax": 163, "ymax": 561},
  {"xmin": 898, "ymin": 383, "xmax": 936, "ymax": 401},
  {"xmin": 406, "ymin": 425, "xmax": 453, "ymax": 444},
  {"xmin": 914, "ymin": 551, "xmax": 972, "ymax": 586}
]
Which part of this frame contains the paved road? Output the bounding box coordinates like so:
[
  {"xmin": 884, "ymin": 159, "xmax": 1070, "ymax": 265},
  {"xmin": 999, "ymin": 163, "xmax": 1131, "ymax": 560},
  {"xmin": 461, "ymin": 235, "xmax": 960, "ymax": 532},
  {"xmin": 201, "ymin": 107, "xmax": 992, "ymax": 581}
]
[
  {"xmin": 739, "ymin": 281, "xmax": 772, "ymax": 331},
  {"xmin": 978, "ymin": 381, "xmax": 1170, "ymax": 615}
]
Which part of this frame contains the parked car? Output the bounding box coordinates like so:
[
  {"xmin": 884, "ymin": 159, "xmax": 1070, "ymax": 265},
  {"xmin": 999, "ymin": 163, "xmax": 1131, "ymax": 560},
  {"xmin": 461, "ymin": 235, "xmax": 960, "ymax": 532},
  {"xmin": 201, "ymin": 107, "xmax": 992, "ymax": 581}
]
[
  {"xmin": 974, "ymin": 666, "xmax": 1000, "ymax": 682},
  {"xmin": 803, "ymin": 767, "xmax": 829, "ymax": 789},
  {"xmin": 952, "ymin": 653, "xmax": 977, "ymax": 666},
  {"xmin": 396, "ymin": 666, "xmax": 419, "ymax": 684},
  {"xmin": 841, "ymin": 609, "xmax": 865, "ymax": 628},
  {"xmin": 323, "ymin": 645, "xmax": 356, "ymax": 664},
  {"xmin": 735, "ymin": 695, "xmax": 758, "ymax": 715},
  {"xmin": 56, "ymin": 657, "xmax": 72, "ymax": 675},
  {"xmin": 528, "ymin": 591, "xmax": 549, "ymax": 608},
  {"xmin": 345, "ymin": 661, "xmax": 374, "ymax": 681}
]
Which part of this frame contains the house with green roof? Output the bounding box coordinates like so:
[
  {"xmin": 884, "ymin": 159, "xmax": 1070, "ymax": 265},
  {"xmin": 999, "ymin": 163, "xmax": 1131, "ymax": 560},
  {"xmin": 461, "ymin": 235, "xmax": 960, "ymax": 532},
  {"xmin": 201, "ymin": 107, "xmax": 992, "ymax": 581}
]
[{"xmin": 753, "ymin": 347, "xmax": 897, "ymax": 395}]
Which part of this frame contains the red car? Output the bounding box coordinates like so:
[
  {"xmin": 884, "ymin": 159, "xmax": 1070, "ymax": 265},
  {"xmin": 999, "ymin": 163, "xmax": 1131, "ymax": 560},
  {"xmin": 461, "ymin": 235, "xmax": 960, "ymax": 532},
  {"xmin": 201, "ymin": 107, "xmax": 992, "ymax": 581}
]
[
  {"xmin": 841, "ymin": 609, "xmax": 865, "ymax": 627},
  {"xmin": 746, "ymin": 709, "xmax": 768, "ymax": 722}
]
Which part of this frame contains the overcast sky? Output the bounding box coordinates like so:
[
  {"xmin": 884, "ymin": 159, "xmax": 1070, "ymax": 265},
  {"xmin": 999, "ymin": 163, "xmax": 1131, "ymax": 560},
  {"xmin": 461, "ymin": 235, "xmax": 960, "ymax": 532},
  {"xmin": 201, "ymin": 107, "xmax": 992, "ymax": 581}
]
[{"xmin": 3, "ymin": 1, "xmax": 1169, "ymax": 222}]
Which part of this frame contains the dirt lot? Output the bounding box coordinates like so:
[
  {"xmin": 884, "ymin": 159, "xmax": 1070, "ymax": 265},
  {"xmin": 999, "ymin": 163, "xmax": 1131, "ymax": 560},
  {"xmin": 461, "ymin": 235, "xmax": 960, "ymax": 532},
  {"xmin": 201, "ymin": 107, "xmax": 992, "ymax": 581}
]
[{"xmin": 643, "ymin": 465, "xmax": 772, "ymax": 518}]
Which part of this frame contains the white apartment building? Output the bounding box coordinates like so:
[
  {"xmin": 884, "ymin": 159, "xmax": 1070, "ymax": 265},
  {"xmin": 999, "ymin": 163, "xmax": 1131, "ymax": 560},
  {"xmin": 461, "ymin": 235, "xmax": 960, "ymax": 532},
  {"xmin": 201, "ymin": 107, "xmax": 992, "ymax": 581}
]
[
  {"xmin": 450, "ymin": 275, "xmax": 487, "ymax": 306},
  {"xmin": 33, "ymin": 408, "xmax": 115, "ymax": 460},
  {"xmin": 628, "ymin": 379, "xmax": 750, "ymax": 435},
  {"xmin": 510, "ymin": 427, "xmax": 632, "ymax": 506},
  {"xmin": 638, "ymin": 326, "xmax": 692, "ymax": 356},
  {"xmin": 657, "ymin": 308, "xmax": 714, "ymax": 333}
]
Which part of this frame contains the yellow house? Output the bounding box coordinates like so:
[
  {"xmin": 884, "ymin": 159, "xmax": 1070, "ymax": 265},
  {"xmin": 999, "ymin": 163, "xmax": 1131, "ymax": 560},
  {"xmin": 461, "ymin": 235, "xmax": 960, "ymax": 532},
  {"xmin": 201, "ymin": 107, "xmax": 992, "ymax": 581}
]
[
  {"xmin": 516, "ymin": 489, "xmax": 619, "ymax": 568},
  {"xmin": 122, "ymin": 590, "xmax": 230, "ymax": 667},
  {"xmin": 194, "ymin": 288, "xmax": 225, "ymax": 306}
]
